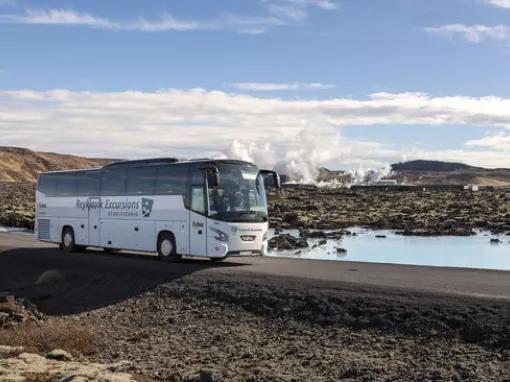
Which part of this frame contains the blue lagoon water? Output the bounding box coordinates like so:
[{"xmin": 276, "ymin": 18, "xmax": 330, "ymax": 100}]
[{"xmin": 267, "ymin": 228, "xmax": 510, "ymax": 271}]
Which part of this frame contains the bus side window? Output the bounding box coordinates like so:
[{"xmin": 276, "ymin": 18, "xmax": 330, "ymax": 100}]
[
  {"xmin": 126, "ymin": 166, "xmax": 157, "ymax": 195},
  {"xmin": 78, "ymin": 171, "xmax": 100, "ymax": 196},
  {"xmin": 155, "ymin": 165, "xmax": 189, "ymax": 206},
  {"xmin": 191, "ymin": 186, "xmax": 205, "ymax": 214},
  {"xmin": 189, "ymin": 168, "xmax": 206, "ymax": 214},
  {"xmin": 56, "ymin": 173, "xmax": 79, "ymax": 197},
  {"xmin": 101, "ymin": 168, "xmax": 127, "ymax": 196},
  {"xmin": 38, "ymin": 174, "xmax": 57, "ymax": 196}
]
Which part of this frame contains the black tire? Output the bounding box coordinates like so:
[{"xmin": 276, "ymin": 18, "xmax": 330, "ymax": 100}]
[
  {"xmin": 61, "ymin": 227, "xmax": 77, "ymax": 253},
  {"xmin": 158, "ymin": 232, "xmax": 181, "ymax": 263}
]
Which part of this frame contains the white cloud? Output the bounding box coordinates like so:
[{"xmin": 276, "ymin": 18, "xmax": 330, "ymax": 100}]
[
  {"xmin": 264, "ymin": 0, "xmax": 338, "ymax": 23},
  {"xmin": 0, "ymin": 2, "xmax": 338, "ymax": 34},
  {"xmin": 229, "ymin": 82, "xmax": 335, "ymax": 91},
  {"xmin": 466, "ymin": 132, "xmax": 510, "ymax": 151},
  {"xmin": 482, "ymin": 0, "xmax": 510, "ymax": 9},
  {"xmin": 281, "ymin": 0, "xmax": 339, "ymax": 10},
  {"xmin": 0, "ymin": 8, "xmax": 205, "ymax": 31},
  {"xmin": 425, "ymin": 24, "xmax": 510, "ymax": 43},
  {"xmin": 0, "ymin": 8, "xmax": 287, "ymax": 34},
  {"xmin": 267, "ymin": 4, "xmax": 309, "ymax": 20},
  {"xmin": 2, "ymin": 89, "xmax": 510, "ymax": 171}
]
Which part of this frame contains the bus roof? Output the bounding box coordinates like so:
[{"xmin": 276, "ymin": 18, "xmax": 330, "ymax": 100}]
[
  {"xmin": 39, "ymin": 157, "xmax": 257, "ymax": 176},
  {"xmin": 103, "ymin": 158, "xmax": 257, "ymax": 168}
]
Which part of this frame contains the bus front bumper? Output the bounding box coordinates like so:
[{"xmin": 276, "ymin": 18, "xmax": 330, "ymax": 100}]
[{"xmin": 208, "ymin": 241, "xmax": 268, "ymax": 258}]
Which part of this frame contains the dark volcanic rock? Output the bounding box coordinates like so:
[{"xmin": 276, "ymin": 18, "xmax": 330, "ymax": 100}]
[
  {"xmin": 268, "ymin": 234, "xmax": 308, "ymax": 250},
  {"xmin": 0, "ymin": 183, "xmax": 35, "ymax": 230},
  {"xmin": 335, "ymin": 247, "xmax": 347, "ymax": 255},
  {"xmin": 268, "ymin": 186, "xmax": 509, "ymax": 236}
]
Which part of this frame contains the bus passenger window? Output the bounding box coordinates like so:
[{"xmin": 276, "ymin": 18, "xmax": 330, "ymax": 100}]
[{"xmin": 191, "ymin": 186, "xmax": 205, "ymax": 214}]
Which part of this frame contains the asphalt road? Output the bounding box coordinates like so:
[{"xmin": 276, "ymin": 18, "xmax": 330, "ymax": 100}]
[{"xmin": 1, "ymin": 231, "xmax": 510, "ymax": 310}]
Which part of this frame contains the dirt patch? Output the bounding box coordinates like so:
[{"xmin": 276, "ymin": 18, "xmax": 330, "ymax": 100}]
[{"xmin": 0, "ymin": 295, "xmax": 100, "ymax": 357}]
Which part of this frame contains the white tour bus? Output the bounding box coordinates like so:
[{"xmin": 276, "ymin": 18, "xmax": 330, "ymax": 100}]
[{"xmin": 35, "ymin": 158, "xmax": 280, "ymax": 262}]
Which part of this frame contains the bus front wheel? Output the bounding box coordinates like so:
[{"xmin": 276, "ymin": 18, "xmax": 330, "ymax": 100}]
[{"xmin": 158, "ymin": 233, "xmax": 181, "ymax": 263}]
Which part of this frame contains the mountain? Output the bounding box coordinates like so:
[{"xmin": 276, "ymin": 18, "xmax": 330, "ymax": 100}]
[
  {"xmin": 0, "ymin": 146, "xmax": 114, "ymax": 183},
  {"xmin": 391, "ymin": 160, "xmax": 479, "ymax": 173},
  {"xmin": 315, "ymin": 160, "xmax": 510, "ymax": 186},
  {"xmin": 389, "ymin": 160, "xmax": 510, "ymax": 187}
]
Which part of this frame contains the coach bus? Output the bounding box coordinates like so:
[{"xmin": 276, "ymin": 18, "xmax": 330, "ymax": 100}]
[{"xmin": 35, "ymin": 158, "xmax": 280, "ymax": 262}]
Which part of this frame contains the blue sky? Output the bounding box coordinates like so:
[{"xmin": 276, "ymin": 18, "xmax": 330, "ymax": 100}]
[{"xmin": 1, "ymin": 0, "xmax": 510, "ymax": 173}]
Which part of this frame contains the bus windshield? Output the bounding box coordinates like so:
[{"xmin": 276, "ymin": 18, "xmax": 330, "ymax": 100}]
[{"xmin": 208, "ymin": 165, "xmax": 268, "ymax": 222}]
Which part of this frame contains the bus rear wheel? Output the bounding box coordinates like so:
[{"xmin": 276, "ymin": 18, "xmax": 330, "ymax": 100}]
[
  {"xmin": 62, "ymin": 227, "xmax": 77, "ymax": 253},
  {"xmin": 158, "ymin": 233, "xmax": 181, "ymax": 263}
]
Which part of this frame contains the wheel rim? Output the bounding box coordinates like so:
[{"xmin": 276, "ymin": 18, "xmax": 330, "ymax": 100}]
[
  {"xmin": 160, "ymin": 239, "xmax": 173, "ymax": 257},
  {"xmin": 64, "ymin": 232, "xmax": 73, "ymax": 248}
]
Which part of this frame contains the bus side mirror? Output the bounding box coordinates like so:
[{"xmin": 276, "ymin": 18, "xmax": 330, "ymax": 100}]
[
  {"xmin": 261, "ymin": 170, "xmax": 281, "ymax": 189},
  {"xmin": 274, "ymin": 173, "xmax": 281, "ymax": 189},
  {"xmin": 211, "ymin": 171, "xmax": 220, "ymax": 187}
]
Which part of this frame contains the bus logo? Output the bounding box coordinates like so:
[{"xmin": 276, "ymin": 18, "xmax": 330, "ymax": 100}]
[{"xmin": 141, "ymin": 198, "xmax": 154, "ymax": 217}]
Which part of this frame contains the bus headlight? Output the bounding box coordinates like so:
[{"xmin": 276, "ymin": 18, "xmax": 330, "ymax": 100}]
[{"xmin": 211, "ymin": 228, "xmax": 229, "ymax": 242}]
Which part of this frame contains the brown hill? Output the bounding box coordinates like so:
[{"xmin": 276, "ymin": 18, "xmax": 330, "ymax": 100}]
[
  {"xmin": 389, "ymin": 160, "xmax": 510, "ymax": 186},
  {"xmin": 316, "ymin": 160, "xmax": 510, "ymax": 187},
  {"xmin": 0, "ymin": 146, "xmax": 114, "ymax": 183}
]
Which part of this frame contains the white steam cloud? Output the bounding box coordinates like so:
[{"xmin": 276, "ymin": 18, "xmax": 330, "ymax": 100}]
[{"xmin": 224, "ymin": 127, "xmax": 344, "ymax": 183}]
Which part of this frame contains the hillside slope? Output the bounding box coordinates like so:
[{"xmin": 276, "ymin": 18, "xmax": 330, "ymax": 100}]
[
  {"xmin": 391, "ymin": 160, "xmax": 479, "ymax": 172},
  {"xmin": 316, "ymin": 160, "xmax": 510, "ymax": 186},
  {"xmin": 0, "ymin": 147, "xmax": 113, "ymax": 183},
  {"xmin": 389, "ymin": 160, "xmax": 510, "ymax": 186}
]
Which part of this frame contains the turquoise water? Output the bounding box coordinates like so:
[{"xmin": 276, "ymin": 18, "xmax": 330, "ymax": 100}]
[{"xmin": 267, "ymin": 228, "xmax": 510, "ymax": 271}]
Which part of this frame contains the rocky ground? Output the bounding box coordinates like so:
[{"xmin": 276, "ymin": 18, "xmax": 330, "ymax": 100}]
[
  {"xmin": 1, "ymin": 238, "xmax": 510, "ymax": 381},
  {"xmin": 268, "ymin": 186, "xmax": 510, "ymax": 235},
  {"xmin": 0, "ymin": 295, "xmax": 147, "ymax": 382},
  {"xmin": 0, "ymin": 183, "xmax": 35, "ymax": 229},
  {"xmin": 53, "ymin": 275, "xmax": 510, "ymax": 381},
  {"xmin": 4, "ymin": 287, "xmax": 508, "ymax": 382}
]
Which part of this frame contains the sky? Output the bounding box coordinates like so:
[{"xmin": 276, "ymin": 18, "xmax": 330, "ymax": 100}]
[{"xmin": 1, "ymin": 0, "xmax": 510, "ymax": 175}]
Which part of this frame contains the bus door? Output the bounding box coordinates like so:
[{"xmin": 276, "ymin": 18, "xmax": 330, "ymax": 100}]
[
  {"xmin": 188, "ymin": 173, "xmax": 207, "ymax": 256},
  {"xmin": 88, "ymin": 197, "xmax": 101, "ymax": 247}
]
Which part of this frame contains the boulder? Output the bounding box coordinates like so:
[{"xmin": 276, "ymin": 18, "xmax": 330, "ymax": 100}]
[
  {"xmin": 0, "ymin": 345, "xmax": 24, "ymax": 357},
  {"xmin": 46, "ymin": 349, "xmax": 73, "ymax": 362},
  {"xmin": 0, "ymin": 352, "xmax": 138, "ymax": 382},
  {"xmin": 268, "ymin": 234, "xmax": 308, "ymax": 250},
  {"xmin": 336, "ymin": 247, "xmax": 347, "ymax": 255}
]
